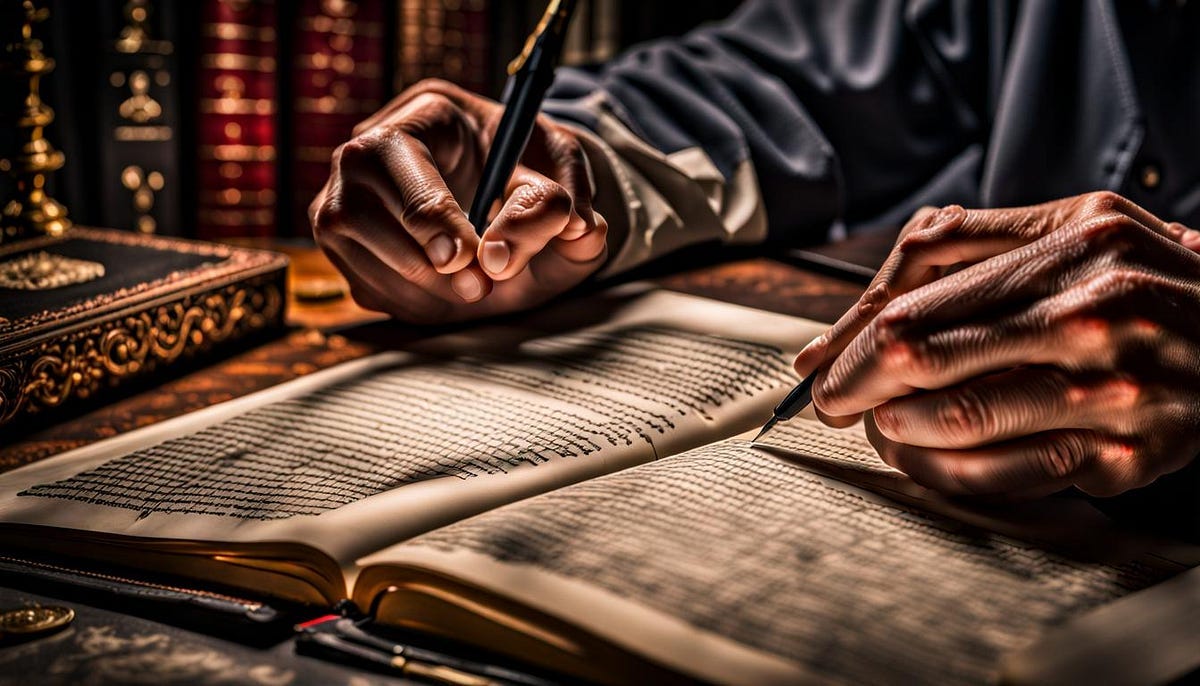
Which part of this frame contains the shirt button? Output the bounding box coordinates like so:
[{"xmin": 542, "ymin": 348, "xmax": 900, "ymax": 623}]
[{"xmin": 1139, "ymin": 164, "xmax": 1162, "ymax": 190}]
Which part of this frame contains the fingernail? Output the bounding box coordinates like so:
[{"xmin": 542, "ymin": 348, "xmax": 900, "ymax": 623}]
[
  {"xmin": 480, "ymin": 240, "xmax": 510, "ymax": 275},
  {"xmin": 1182, "ymin": 228, "xmax": 1200, "ymax": 244},
  {"xmin": 426, "ymin": 234, "xmax": 458, "ymax": 268},
  {"xmin": 452, "ymin": 270, "xmax": 483, "ymax": 301}
]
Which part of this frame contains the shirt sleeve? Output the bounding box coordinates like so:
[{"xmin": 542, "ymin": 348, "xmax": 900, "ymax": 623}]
[{"xmin": 544, "ymin": 0, "xmax": 994, "ymax": 276}]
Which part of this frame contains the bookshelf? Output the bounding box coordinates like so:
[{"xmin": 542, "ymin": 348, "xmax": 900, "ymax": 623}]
[{"xmin": 4, "ymin": 0, "xmax": 743, "ymax": 242}]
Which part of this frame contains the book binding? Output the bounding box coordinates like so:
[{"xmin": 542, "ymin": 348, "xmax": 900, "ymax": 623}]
[{"xmin": 0, "ymin": 227, "xmax": 287, "ymax": 430}]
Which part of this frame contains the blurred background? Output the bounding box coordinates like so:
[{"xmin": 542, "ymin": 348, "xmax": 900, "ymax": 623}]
[{"xmin": 0, "ymin": 0, "xmax": 742, "ymax": 243}]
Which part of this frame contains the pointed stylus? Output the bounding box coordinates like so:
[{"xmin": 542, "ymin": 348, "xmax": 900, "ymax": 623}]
[{"xmin": 752, "ymin": 370, "xmax": 818, "ymax": 443}]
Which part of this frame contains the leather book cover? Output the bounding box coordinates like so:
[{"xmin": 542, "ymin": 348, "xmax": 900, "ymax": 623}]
[
  {"xmin": 0, "ymin": 227, "xmax": 287, "ymax": 432},
  {"xmin": 195, "ymin": 0, "xmax": 279, "ymax": 240},
  {"xmin": 287, "ymin": 0, "xmax": 387, "ymax": 238}
]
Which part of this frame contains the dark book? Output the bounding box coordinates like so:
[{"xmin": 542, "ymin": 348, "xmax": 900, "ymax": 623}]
[
  {"xmin": 38, "ymin": 0, "xmax": 197, "ymax": 237},
  {"xmin": 0, "ymin": 226, "xmax": 286, "ymax": 432}
]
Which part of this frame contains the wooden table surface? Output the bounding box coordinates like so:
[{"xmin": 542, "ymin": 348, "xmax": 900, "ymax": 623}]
[{"xmin": 0, "ymin": 231, "xmax": 894, "ymax": 472}]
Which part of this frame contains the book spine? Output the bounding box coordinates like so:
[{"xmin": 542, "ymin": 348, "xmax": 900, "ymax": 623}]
[
  {"xmin": 395, "ymin": 0, "xmax": 489, "ymax": 95},
  {"xmin": 286, "ymin": 0, "xmax": 387, "ymax": 239},
  {"xmin": 88, "ymin": 0, "xmax": 187, "ymax": 236},
  {"xmin": 196, "ymin": 0, "xmax": 279, "ymax": 240}
]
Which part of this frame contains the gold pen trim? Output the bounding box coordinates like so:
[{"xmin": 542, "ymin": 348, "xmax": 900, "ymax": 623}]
[{"xmin": 506, "ymin": 0, "xmax": 567, "ymax": 76}]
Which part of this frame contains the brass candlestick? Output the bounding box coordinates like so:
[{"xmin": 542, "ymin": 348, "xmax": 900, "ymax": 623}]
[{"xmin": 1, "ymin": 0, "xmax": 71, "ymax": 243}]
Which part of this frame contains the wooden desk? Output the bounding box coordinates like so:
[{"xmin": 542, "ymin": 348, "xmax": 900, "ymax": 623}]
[{"xmin": 0, "ymin": 237, "xmax": 890, "ymax": 685}]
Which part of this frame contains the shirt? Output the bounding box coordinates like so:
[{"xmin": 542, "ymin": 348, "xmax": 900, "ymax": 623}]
[{"xmin": 542, "ymin": 0, "xmax": 1200, "ymax": 274}]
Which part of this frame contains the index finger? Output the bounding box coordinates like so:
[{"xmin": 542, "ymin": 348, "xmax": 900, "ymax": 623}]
[
  {"xmin": 336, "ymin": 125, "xmax": 479, "ymax": 275},
  {"xmin": 793, "ymin": 205, "xmax": 949, "ymax": 378},
  {"xmin": 794, "ymin": 195, "xmax": 1101, "ymax": 379}
]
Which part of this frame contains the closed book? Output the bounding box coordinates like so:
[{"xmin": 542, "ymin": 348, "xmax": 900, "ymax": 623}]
[
  {"xmin": 0, "ymin": 227, "xmax": 286, "ymax": 432},
  {"xmin": 195, "ymin": 0, "xmax": 279, "ymax": 240},
  {"xmin": 286, "ymin": 0, "xmax": 387, "ymax": 239},
  {"xmin": 41, "ymin": 0, "xmax": 194, "ymax": 237}
]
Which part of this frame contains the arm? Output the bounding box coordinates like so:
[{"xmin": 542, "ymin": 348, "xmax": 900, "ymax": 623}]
[
  {"xmin": 545, "ymin": 0, "xmax": 992, "ymax": 273},
  {"xmin": 312, "ymin": 0, "xmax": 993, "ymax": 322}
]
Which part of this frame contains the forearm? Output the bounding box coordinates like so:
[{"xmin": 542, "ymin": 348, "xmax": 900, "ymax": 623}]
[{"xmin": 544, "ymin": 0, "xmax": 991, "ymax": 275}]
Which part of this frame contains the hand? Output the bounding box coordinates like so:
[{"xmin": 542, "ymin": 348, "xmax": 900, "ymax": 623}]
[
  {"xmin": 793, "ymin": 191, "xmax": 1200, "ymax": 498},
  {"xmin": 311, "ymin": 79, "xmax": 608, "ymax": 324}
]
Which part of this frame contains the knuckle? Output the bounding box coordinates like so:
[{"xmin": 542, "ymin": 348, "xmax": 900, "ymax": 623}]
[
  {"xmin": 311, "ymin": 196, "xmax": 351, "ymax": 238},
  {"xmin": 544, "ymin": 181, "xmax": 573, "ymax": 215},
  {"xmin": 333, "ymin": 136, "xmax": 377, "ymax": 169},
  {"xmin": 1058, "ymin": 310, "xmax": 1113, "ymax": 350},
  {"xmin": 939, "ymin": 460, "xmax": 981, "ymax": 495},
  {"xmin": 403, "ymin": 191, "xmax": 463, "ymax": 229},
  {"xmin": 1080, "ymin": 267, "xmax": 1153, "ymax": 303},
  {"xmin": 810, "ymin": 377, "xmax": 836, "ymax": 415},
  {"xmin": 392, "ymin": 256, "xmax": 428, "ymax": 284},
  {"xmin": 1083, "ymin": 190, "xmax": 1123, "ymax": 213},
  {"xmin": 934, "ymin": 389, "xmax": 993, "ymax": 442},
  {"xmin": 1077, "ymin": 212, "xmax": 1142, "ymax": 246},
  {"xmin": 896, "ymin": 208, "xmax": 959, "ymax": 252},
  {"xmin": 413, "ymin": 77, "xmax": 459, "ymax": 94},
  {"xmin": 393, "ymin": 78, "xmax": 462, "ymax": 106},
  {"xmin": 1086, "ymin": 442, "xmax": 1145, "ymax": 496},
  {"xmin": 547, "ymin": 125, "xmax": 583, "ymax": 161},
  {"xmin": 509, "ymin": 181, "xmax": 571, "ymax": 222},
  {"xmin": 872, "ymin": 303, "xmax": 912, "ymax": 342},
  {"xmin": 1101, "ymin": 377, "xmax": 1143, "ymax": 410},
  {"xmin": 905, "ymin": 339, "xmax": 943, "ymax": 380},
  {"xmin": 1037, "ymin": 434, "xmax": 1087, "ymax": 480}
]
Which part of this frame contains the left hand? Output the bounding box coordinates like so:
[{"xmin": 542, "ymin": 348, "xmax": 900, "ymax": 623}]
[{"xmin": 793, "ymin": 191, "xmax": 1200, "ymax": 498}]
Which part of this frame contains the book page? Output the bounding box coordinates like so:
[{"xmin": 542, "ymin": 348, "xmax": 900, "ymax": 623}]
[
  {"xmin": 0, "ymin": 288, "xmax": 824, "ymax": 594},
  {"xmin": 363, "ymin": 419, "xmax": 1192, "ymax": 686}
]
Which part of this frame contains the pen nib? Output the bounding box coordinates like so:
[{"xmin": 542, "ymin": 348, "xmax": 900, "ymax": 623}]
[{"xmin": 752, "ymin": 416, "xmax": 779, "ymax": 444}]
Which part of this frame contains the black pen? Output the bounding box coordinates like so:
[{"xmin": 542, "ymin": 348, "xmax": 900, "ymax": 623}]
[
  {"xmin": 752, "ymin": 368, "xmax": 817, "ymax": 443},
  {"xmin": 467, "ymin": 0, "xmax": 578, "ymax": 236}
]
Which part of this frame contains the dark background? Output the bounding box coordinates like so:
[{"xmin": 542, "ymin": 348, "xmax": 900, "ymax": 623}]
[{"xmin": 0, "ymin": 0, "xmax": 744, "ymax": 242}]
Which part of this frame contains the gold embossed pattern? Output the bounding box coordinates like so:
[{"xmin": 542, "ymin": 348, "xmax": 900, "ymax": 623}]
[
  {"xmin": 0, "ymin": 279, "xmax": 283, "ymax": 426},
  {"xmin": 0, "ymin": 252, "xmax": 106, "ymax": 291}
]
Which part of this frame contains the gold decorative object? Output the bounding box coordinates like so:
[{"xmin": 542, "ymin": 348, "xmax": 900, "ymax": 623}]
[
  {"xmin": 0, "ymin": 278, "xmax": 283, "ymax": 425},
  {"xmin": 0, "ymin": 228, "xmax": 289, "ymax": 430},
  {"xmin": 120, "ymin": 165, "xmax": 164, "ymax": 234},
  {"xmin": 0, "ymin": 605, "xmax": 75, "ymax": 636},
  {"xmin": 0, "ymin": 251, "xmax": 105, "ymax": 290},
  {"xmin": 1, "ymin": 0, "xmax": 71, "ymax": 243}
]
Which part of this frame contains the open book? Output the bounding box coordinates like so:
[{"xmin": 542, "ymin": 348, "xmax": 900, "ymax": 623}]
[{"xmin": 0, "ymin": 287, "xmax": 1196, "ymax": 684}]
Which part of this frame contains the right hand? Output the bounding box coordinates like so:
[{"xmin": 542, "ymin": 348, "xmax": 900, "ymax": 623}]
[{"xmin": 311, "ymin": 79, "xmax": 608, "ymax": 324}]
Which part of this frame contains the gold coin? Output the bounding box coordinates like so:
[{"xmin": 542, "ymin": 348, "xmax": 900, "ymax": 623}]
[
  {"xmin": 293, "ymin": 277, "xmax": 347, "ymax": 302},
  {"xmin": 0, "ymin": 606, "xmax": 75, "ymax": 635}
]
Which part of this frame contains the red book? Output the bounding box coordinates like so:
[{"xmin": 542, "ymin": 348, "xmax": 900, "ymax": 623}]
[
  {"xmin": 287, "ymin": 0, "xmax": 387, "ymax": 238},
  {"xmin": 196, "ymin": 0, "xmax": 279, "ymax": 240}
]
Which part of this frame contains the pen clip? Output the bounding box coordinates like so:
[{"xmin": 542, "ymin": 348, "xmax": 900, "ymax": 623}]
[{"xmin": 507, "ymin": 0, "xmax": 571, "ymax": 75}]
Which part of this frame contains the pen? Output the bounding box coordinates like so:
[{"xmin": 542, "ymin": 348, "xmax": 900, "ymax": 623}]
[
  {"xmin": 752, "ymin": 368, "xmax": 817, "ymax": 443},
  {"xmin": 467, "ymin": 0, "xmax": 578, "ymax": 236},
  {"xmin": 295, "ymin": 614, "xmax": 557, "ymax": 686}
]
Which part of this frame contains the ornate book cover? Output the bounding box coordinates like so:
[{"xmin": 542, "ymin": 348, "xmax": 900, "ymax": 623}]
[{"xmin": 0, "ymin": 226, "xmax": 287, "ymax": 431}]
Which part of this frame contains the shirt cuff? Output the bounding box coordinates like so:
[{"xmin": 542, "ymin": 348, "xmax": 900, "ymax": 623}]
[{"xmin": 557, "ymin": 96, "xmax": 768, "ymax": 278}]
